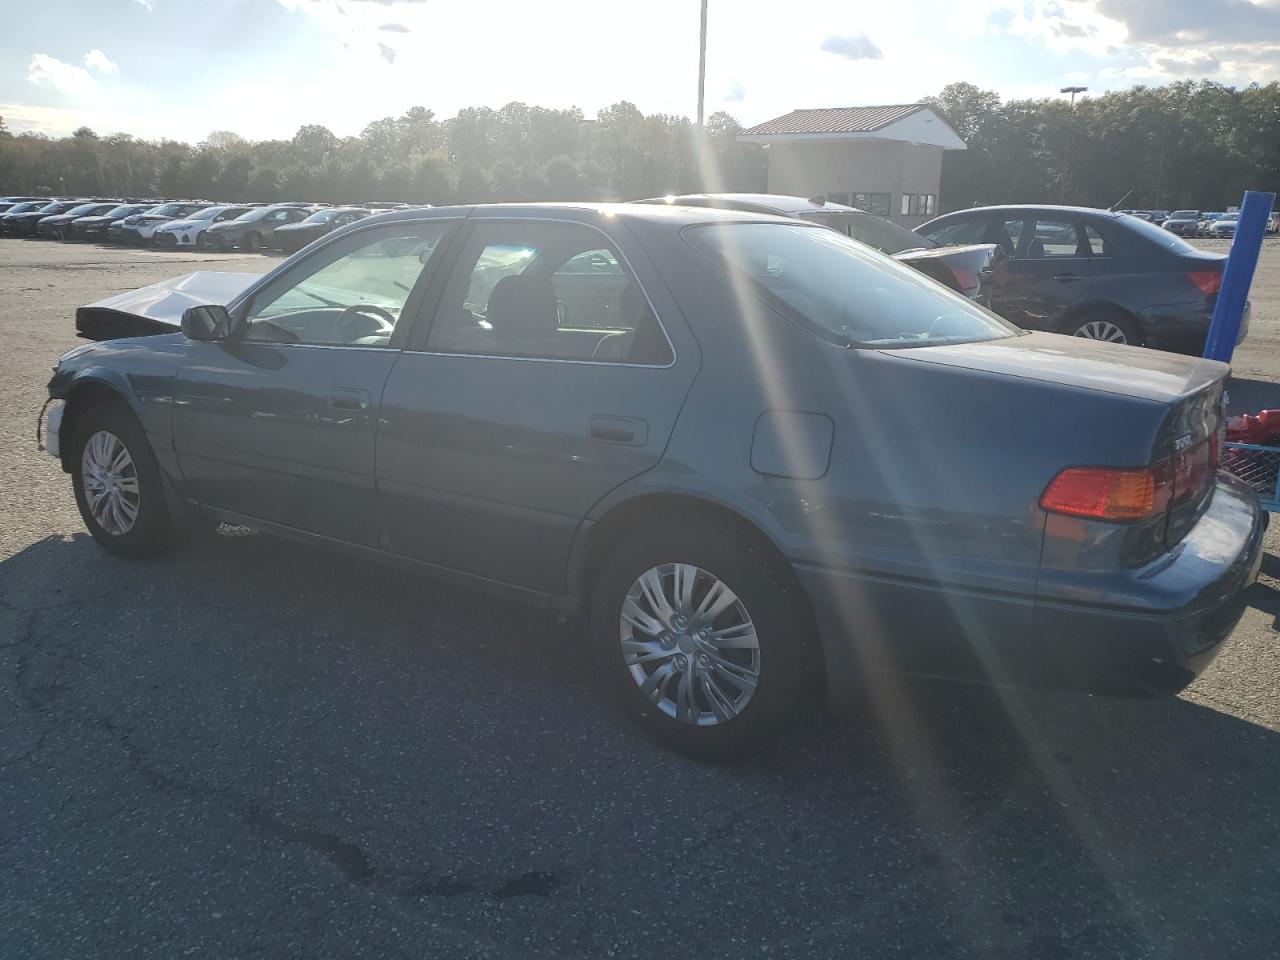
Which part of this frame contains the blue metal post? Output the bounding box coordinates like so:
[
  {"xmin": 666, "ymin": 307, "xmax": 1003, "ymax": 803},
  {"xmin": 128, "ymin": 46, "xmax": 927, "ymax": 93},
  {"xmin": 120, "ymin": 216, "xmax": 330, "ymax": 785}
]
[{"xmin": 1202, "ymin": 190, "xmax": 1275, "ymax": 362}]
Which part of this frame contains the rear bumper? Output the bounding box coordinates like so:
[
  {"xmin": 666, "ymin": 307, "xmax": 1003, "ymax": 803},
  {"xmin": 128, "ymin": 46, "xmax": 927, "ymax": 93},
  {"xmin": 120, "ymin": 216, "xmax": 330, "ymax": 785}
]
[
  {"xmin": 1143, "ymin": 299, "xmax": 1249, "ymax": 353},
  {"xmin": 796, "ymin": 475, "xmax": 1265, "ymax": 700}
]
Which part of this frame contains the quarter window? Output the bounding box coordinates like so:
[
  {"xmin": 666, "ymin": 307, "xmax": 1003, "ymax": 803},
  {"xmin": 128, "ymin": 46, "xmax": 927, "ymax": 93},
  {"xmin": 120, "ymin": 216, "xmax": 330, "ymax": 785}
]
[
  {"xmin": 426, "ymin": 221, "xmax": 672, "ymax": 364},
  {"xmin": 242, "ymin": 223, "xmax": 450, "ymax": 347}
]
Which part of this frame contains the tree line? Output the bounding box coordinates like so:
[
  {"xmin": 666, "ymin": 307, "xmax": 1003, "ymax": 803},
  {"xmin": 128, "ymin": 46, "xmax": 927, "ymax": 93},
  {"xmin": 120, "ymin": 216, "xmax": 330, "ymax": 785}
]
[
  {"xmin": 927, "ymin": 80, "xmax": 1280, "ymax": 212},
  {"xmin": 0, "ymin": 104, "xmax": 764, "ymax": 205},
  {"xmin": 0, "ymin": 80, "xmax": 1277, "ymax": 211}
]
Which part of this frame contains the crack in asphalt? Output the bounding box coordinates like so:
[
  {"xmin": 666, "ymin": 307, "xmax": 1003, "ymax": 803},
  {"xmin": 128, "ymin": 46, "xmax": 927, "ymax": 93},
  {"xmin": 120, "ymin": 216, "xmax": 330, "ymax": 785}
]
[{"xmin": 3, "ymin": 599, "xmax": 573, "ymax": 901}]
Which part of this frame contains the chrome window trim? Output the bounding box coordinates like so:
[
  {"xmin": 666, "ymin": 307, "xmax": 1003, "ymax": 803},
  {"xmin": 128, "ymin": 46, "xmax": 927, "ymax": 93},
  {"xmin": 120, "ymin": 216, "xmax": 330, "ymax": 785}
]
[
  {"xmin": 419, "ymin": 215, "xmax": 678, "ymax": 368},
  {"xmin": 400, "ymin": 348, "xmax": 676, "ymax": 370}
]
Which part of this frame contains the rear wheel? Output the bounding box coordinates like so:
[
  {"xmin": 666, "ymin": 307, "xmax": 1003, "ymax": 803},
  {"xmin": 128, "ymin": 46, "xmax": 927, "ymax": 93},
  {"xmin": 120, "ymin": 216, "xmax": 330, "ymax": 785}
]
[
  {"xmin": 589, "ymin": 522, "xmax": 811, "ymax": 761},
  {"xmin": 1063, "ymin": 309, "xmax": 1143, "ymax": 347},
  {"xmin": 71, "ymin": 401, "xmax": 178, "ymax": 558}
]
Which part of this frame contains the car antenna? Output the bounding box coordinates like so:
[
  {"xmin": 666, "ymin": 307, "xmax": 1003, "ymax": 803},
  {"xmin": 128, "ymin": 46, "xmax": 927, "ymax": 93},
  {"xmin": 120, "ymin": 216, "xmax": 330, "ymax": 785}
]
[
  {"xmin": 1108, "ymin": 190, "xmax": 1133, "ymax": 212},
  {"xmin": 809, "ymin": 195, "xmax": 826, "ymax": 206}
]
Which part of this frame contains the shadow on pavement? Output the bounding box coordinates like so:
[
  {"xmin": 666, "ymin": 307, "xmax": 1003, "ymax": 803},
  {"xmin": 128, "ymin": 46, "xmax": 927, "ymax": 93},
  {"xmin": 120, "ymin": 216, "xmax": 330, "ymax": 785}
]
[{"xmin": 3, "ymin": 529, "xmax": 1279, "ymax": 957}]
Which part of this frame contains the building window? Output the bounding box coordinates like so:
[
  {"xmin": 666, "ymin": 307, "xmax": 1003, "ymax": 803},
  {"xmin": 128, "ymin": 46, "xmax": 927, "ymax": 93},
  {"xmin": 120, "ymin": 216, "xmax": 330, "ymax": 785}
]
[
  {"xmin": 852, "ymin": 192, "xmax": 891, "ymax": 218},
  {"xmin": 900, "ymin": 194, "xmax": 911, "ymax": 216},
  {"xmin": 924, "ymin": 194, "xmax": 936, "ymax": 216}
]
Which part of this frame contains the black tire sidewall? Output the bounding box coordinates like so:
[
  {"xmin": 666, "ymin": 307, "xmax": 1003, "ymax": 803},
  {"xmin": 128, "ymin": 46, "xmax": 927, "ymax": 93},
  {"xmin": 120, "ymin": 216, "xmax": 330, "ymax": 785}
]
[
  {"xmin": 244, "ymin": 233, "xmax": 261, "ymax": 251},
  {"xmin": 71, "ymin": 402, "xmax": 175, "ymax": 558},
  {"xmin": 589, "ymin": 524, "xmax": 810, "ymax": 761}
]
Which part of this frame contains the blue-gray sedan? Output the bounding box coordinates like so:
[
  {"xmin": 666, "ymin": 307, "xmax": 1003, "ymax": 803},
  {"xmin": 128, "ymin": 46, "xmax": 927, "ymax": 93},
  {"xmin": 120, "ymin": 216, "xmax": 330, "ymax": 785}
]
[{"xmin": 41, "ymin": 203, "xmax": 1265, "ymax": 759}]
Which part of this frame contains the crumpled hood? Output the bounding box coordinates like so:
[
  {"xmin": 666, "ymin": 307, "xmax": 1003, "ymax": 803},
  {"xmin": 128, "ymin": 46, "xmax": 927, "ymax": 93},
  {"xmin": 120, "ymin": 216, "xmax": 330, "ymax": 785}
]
[{"xmin": 75, "ymin": 271, "xmax": 261, "ymax": 340}]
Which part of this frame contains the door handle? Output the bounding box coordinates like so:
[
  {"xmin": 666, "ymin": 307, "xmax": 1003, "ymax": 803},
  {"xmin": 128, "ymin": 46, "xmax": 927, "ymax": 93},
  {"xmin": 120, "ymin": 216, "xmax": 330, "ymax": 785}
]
[
  {"xmin": 590, "ymin": 415, "xmax": 647, "ymax": 445},
  {"xmin": 328, "ymin": 388, "xmax": 370, "ymax": 411},
  {"xmin": 1053, "ymin": 273, "xmax": 1083, "ymax": 283}
]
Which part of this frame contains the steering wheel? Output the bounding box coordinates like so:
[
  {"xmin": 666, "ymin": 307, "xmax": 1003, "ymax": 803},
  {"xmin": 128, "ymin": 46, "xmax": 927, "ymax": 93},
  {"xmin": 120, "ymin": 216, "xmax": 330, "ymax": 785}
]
[{"xmin": 334, "ymin": 304, "xmax": 395, "ymax": 342}]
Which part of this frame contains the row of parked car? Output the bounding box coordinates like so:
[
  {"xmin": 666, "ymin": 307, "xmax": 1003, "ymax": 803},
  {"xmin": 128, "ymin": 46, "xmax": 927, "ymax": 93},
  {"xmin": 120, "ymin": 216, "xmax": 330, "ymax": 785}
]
[
  {"xmin": 0, "ymin": 196, "xmax": 411, "ymax": 253},
  {"xmin": 1118, "ymin": 207, "xmax": 1280, "ymax": 238}
]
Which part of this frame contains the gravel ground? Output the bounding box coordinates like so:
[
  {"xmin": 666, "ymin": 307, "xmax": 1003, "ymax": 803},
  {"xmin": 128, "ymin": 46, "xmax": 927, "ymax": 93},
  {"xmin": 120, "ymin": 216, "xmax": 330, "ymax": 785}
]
[{"xmin": 2, "ymin": 237, "xmax": 1280, "ymax": 960}]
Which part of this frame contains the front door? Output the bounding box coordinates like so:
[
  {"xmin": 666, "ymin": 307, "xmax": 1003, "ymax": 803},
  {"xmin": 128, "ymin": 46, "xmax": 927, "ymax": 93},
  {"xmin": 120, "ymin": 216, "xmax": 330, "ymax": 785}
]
[
  {"xmin": 376, "ymin": 217, "xmax": 696, "ymax": 593},
  {"xmin": 173, "ymin": 219, "xmax": 454, "ymax": 545}
]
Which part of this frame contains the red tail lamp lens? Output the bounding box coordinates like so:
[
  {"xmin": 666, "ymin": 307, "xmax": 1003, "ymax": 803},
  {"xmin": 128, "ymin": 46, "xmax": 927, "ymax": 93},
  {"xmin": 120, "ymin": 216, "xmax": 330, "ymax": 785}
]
[
  {"xmin": 1040, "ymin": 466, "xmax": 1166, "ymax": 521},
  {"xmin": 1187, "ymin": 270, "xmax": 1222, "ymax": 296}
]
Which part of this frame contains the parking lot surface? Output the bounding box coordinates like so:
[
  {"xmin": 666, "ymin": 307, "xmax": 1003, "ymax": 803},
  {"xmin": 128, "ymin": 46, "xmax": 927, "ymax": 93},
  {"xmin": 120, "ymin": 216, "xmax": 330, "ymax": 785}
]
[{"xmin": 3, "ymin": 238, "xmax": 1280, "ymax": 959}]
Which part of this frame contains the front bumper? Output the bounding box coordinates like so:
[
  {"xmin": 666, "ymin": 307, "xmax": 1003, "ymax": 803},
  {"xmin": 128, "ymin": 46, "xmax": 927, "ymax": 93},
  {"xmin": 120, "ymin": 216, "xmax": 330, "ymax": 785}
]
[
  {"xmin": 38, "ymin": 398, "xmax": 65, "ymax": 461},
  {"xmin": 107, "ymin": 226, "xmax": 141, "ymax": 244},
  {"xmin": 795, "ymin": 475, "xmax": 1265, "ymax": 700}
]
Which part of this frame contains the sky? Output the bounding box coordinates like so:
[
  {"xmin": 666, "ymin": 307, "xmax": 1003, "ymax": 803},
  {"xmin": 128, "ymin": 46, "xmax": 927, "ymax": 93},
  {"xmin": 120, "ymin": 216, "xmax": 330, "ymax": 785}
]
[{"xmin": 3, "ymin": 0, "xmax": 1280, "ymax": 143}]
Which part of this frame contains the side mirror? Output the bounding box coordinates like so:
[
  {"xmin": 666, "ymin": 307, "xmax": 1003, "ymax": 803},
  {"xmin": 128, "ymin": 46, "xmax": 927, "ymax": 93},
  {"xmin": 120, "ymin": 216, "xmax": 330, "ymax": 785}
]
[{"xmin": 181, "ymin": 304, "xmax": 233, "ymax": 341}]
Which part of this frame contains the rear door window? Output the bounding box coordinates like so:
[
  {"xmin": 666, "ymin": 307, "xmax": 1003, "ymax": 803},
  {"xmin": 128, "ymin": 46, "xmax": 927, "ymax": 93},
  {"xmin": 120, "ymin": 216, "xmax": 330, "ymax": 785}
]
[
  {"xmin": 1028, "ymin": 219, "xmax": 1084, "ymax": 258},
  {"xmin": 425, "ymin": 221, "xmax": 672, "ymax": 364}
]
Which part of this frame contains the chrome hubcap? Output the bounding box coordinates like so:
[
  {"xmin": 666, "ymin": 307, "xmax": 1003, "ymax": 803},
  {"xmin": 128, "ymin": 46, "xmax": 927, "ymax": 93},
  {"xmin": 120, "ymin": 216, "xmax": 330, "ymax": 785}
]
[
  {"xmin": 81, "ymin": 430, "xmax": 140, "ymax": 536},
  {"xmin": 619, "ymin": 563, "xmax": 761, "ymax": 726},
  {"xmin": 1074, "ymin": 320, "xmax": 1128, "ymax": 343}
]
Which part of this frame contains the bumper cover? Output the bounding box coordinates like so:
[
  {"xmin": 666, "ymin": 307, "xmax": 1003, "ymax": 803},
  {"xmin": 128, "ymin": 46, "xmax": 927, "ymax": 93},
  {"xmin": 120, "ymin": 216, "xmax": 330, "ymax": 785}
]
[{"xmin": 796, "ymin": 475, "xmax": 1265, "ymax": 700}]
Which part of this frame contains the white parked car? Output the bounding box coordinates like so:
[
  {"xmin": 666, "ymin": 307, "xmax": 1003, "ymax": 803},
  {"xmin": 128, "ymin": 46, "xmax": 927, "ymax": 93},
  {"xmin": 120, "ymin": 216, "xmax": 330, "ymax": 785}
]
[
  {"xmin": 1209, "ymin": 218, "xmax": 1239, "ymax": 239},
  {"xmin": 153, "ymin": 205, "xmax": 254, "ymax": 248}
]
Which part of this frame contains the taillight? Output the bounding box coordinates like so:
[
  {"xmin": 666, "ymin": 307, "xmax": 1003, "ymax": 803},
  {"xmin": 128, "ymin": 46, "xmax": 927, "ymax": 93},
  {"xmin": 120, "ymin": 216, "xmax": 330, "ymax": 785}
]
[
  {"xmin": 951, "ymin": 266, "xmax": 978, "ymax": 293},
  {"xmin": 1041, "ymin": 438, "xmax": 1214, "ymax": 523},
  {"xmin": 1187, "ymin": 269, "xmax": 1222, "ymax": 296},
  {"xmin": 1169, "ymin": 438, "xmax": 1214, "ymax": 509},
  {"xmin": 1040, "ymin": 466, "xmax": 1169, "ymax": 521}
]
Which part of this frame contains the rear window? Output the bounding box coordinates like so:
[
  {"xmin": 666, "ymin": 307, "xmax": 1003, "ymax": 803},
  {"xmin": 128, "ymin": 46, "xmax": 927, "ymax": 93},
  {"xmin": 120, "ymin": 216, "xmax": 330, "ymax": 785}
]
[
  {"xmin": 686, "ymin": 222, "xmax": 1017, "ymax": 349},
  {"xmin": 1119, "ymin": 214, "xmax": 1201, "ymax": 254},
  {"xmin": 801, "ymin": 211, "xmax": 935, "ymax": 255}
]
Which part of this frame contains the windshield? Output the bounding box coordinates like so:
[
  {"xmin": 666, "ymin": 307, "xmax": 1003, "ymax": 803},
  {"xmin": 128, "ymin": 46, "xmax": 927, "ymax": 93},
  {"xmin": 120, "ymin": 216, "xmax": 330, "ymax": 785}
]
[
  {"xmin": 1170, "ymin": 210, "xmax": 1198, "ymax": 219},
  {"xmin": 104, "ymin": 204, "xmax": 144, "ymax": 217},
  {"xmin": 303, "ymin": 209, "xmax": 341, "ymax": 223},
  {"xmin": 7, "ymin": 202, "xmax": 45, "ymax": 213},
  {"xmin": 186, "ymin": 205, "xmax": 230, "ymax": 221},
  {"xmin": 238, "ymin": 207, "xmax": 275, "ymax": 222},
  {"xmin": 1119, "ymin": 214, "xmax": 1202, "ymax": 253},
  {"xmin": 145, "ymin": 203, "xmax": 190, "ymax": 217},
  {"xmin": 800, "ymin": 210, "xmax": 936, "ymax": 254},
  {"xmin": 686, "ymin": 222, "xmax": 1017, "ymax": 348},
  {"xmin": 64, "ymin": 203, "xmax": 103, "ymax": 216}
]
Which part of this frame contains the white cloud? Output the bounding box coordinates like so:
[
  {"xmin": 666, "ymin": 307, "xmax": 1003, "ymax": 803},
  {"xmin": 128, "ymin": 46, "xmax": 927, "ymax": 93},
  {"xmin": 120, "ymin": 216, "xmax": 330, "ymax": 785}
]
[
  {"xmin": 133, "ymin": 0, "xmax": 153, "ymax": 9},
  {"xmin": 84, "ymin": 49, "xmax": 119, "ymax": 75},
  {"xmin": 27, "ymin": 54, "xmax": 98, "ymax": 98},
  {"xmin": 820, "ymin": 33, "xmax": 884, "ymax": 61}
]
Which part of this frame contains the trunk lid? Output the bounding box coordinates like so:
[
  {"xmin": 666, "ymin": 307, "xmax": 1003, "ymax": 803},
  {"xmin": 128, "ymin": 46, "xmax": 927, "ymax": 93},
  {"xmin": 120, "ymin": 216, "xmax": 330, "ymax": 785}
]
[
  {"xmin": 893, "ymin": 331, "xmax": 1226, "ymax": 405},
  {"xmin": 895, "ymin": 331, "xmax": 1228, "ymax": 550}
]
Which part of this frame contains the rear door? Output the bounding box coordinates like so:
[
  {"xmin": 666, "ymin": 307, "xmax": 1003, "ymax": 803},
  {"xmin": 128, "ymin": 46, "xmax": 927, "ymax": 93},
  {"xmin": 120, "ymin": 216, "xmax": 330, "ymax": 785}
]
[
  {"xmin": 376, "ymin": 215, "xmax": 696, "ymax": 593},
  {"xmin": 983, "ymin": 214, "xmax": 1103, "ymax": 330}
]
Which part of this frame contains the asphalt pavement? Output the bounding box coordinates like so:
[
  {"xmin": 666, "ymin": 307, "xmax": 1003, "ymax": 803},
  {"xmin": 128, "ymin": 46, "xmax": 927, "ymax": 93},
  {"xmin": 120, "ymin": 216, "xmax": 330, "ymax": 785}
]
[{"xmin": 3, "ymin": 238, "xmax": 1280, "ymax": 959}]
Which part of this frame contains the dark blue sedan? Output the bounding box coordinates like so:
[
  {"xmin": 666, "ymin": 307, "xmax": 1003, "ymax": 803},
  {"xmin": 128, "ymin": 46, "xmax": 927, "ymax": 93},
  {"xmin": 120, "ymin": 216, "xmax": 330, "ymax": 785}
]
[
  {"xmin": 41, "ymin": 203, "xmax": 1264, "ymax": 759},
  {"xmin": 916, "ymin": 205, "xmax": 1244, "ymax": 354}
]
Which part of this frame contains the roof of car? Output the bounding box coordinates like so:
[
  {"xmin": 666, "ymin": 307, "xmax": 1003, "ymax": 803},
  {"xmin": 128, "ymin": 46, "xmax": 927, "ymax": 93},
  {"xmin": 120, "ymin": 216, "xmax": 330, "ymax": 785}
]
[
  {"xmin": 364, "ymin": 201, "xmax": 805, "ymax": 227},
  {"xmin": 930, "ymin": 204, "xmax": 1124, "ymax": 220},
  {"xmin": 637, "ymin": 193, "xmax": 867, "ymax": 217}
]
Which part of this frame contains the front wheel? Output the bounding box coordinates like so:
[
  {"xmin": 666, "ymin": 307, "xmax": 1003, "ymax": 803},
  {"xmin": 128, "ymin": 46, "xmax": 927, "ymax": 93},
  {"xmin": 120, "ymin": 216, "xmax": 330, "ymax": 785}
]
[
  {"xmin": 71, "ymin": 402, "xmax": 178, "ymax": 558},
  {"xmin": 242, "ymin": 232, "xmax": 262, "ymax": 252},
  {"xmin": 589, "ymin": 523, "xmax": 811, "ymax": 761}
]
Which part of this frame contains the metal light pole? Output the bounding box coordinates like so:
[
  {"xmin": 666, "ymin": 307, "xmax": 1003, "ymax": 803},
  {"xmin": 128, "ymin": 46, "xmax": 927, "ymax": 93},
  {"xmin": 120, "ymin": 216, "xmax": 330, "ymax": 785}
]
[
  {"xmin": 697, "ymin": 0, "xmax": 708, "ymax": 127},
  {"xmin": 1058, "ymin": 85, "xmax": 1087, "ymax": 203}
]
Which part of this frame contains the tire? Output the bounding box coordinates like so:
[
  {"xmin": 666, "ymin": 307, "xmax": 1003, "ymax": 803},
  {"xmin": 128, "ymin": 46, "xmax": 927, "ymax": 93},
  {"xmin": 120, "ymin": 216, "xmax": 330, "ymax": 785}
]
[
  {"xmin": 70, "ymin": 401, "xmax": 178, "ymax": 558},
  {"xmin": 194, "ymin": 232, "xmax": 207, "ymax": 249},
  {"xmin": 1062, "ymin": 308, "xmax": 1144, "ymax": 347},
  {"xmin": 589, "ymin": 522, "xmax": 812, "ymax": 761},
  {"xmin": 50, "ymin": 228, "xmax": 63, "ymax": 242},
  {"xmin": 243, "ymin": 232, "xmax": 262, "ymax": 252}
]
